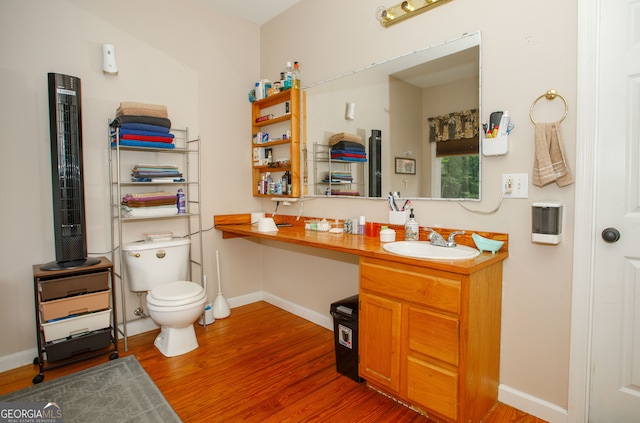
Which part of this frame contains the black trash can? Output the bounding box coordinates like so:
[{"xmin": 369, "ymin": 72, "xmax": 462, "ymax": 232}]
[{"xmin": 330, "ymin": 294, "xmax": 364, "ymax": 383}]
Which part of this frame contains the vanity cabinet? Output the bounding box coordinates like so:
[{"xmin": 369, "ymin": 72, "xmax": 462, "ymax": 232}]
[
  {"xmin": 251, "ymin": 88, "xmax": 301, "ymax": 197},
  {"xmin": 359, "ymin": 256, "xmax": 503, "ymax": 423}
]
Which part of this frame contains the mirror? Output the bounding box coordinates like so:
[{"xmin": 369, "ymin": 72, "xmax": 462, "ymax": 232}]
[{"xmin": 303, "ymin": 32, "xmax": 481, "ymax": 200}]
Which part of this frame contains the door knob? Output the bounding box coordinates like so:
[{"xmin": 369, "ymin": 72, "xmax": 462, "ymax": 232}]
[{"xmin": 601, "ymin": 227, "xmax": 621, "ymax": 243}]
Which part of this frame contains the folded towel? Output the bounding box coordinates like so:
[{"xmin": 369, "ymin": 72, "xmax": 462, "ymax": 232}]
[
  {"xmin": 116, "ymin": 102, "xmax": 168, "ymax": 118},
  {"xmin": 121, "ymin": 205, "xmax": 177, "ymax": 218},
  {"xmin": 111, "ymin": 140, "xmax": 175, "ymax": 149},
  {"xmin": 124, "ymin": 191, "xmax": 174, "ymax": 198},
  {"xmin": 119, "ymin": 134, "xmax": 174, "ymax": 143},
  {"xmin": 114, "ymin": 128, "xmax": 175, "ymax": 139},
  {"xmin": 532, "ymin": 122, "xmax": 574, "ymax": 187},
  {"xmin": 331, "ymin": 140, "xmax": 366, "ymax": 152},
  {"xmin": 328, "ymin": 132, "xmax": 363, "ymax": 146},
  {"xmin": 116, "ymin": 106, "xmax": 168, "ymax": 119},
  {"xmin": 119, "ymin": 122, "xmax": 171, "ymax": 134},
  {"xmin": 111, "ymin": 115, "xmax": 172, "ymax": 129}
]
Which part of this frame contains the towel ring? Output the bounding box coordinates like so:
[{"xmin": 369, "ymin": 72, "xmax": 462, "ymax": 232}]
[{"xmin": 529, "ymin": 89, "xmax": 568, "ymax": 124}]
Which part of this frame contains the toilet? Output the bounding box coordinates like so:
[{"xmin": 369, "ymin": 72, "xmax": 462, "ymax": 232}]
[{"xmin": 123, "ymin": 238, "xmax": 206, "ymax": 357}]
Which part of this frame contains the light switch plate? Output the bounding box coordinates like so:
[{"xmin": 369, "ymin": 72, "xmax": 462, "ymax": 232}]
[{"xmin": 503, "ymin": 173, "xmax": 529, "ymax": 198}]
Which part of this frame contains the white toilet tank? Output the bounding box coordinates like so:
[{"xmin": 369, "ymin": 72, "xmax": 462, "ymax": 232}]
[{"xmin": 123, "ymin": 238, "xmax": 191, "ymax": 292}]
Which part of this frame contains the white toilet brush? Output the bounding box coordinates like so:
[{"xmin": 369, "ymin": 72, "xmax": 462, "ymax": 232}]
[{"xmin": 212, "ymin": 250, "xmax": 231, "ymax": 319}]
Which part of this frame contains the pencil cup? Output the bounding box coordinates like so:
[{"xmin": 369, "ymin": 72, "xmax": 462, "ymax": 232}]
[{"xmin": 389, "ymin": 210, "xmax": 407, "ymax": 225}]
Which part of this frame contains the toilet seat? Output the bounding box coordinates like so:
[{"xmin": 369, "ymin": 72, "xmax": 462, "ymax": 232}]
[{"xmin": 147, "ymin": 281, "xmax": 206, "ymax": 307}]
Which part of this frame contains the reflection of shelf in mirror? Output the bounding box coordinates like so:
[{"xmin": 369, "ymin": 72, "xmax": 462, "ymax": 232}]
[
  {"xmin": 317, "ymin": 180, "xmax": 362, "ymax": 185},
  {"xmin": 253, "ymin": 139, "xmax": 292, "ymax": 147}
]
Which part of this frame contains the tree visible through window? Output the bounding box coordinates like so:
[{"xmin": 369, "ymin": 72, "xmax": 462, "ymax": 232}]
[{"xmin": 440, "ymin": 155, "xmax": 479, "ymax": 199}]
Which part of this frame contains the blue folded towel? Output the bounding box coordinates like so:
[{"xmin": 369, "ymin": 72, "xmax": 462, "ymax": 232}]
[
  {"xmin": 120, "ymin": 122, "xmax": 171, "ymax": 134},
  {"xmin": 112, "ymin": 128, "xmax": 175, "ymax": 138},
  {"xmin": 111, "ymin": 140, "xmax": 175, "ymax": 149}
]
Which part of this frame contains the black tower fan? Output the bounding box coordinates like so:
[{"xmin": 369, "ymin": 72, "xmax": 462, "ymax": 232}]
[
  {"xmin": 40, "ymin": 73, "xmax": 99, "ymax": 270},
  {"xmin": 368, "ymin": 129, "xmax": 382, "ymax": 198}
]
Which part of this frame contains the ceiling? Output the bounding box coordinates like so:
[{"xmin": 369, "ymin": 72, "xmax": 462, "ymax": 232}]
[{"xmin": 193, "ymin": 0, "xmax": 302, "ymax": 25}]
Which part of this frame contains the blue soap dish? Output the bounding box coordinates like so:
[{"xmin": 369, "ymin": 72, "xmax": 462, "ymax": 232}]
[{"xmin": 472, "ymin": 233, "xmax": 504, "ymax": 254}]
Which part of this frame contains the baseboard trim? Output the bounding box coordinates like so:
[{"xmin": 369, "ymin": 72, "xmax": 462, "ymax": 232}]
[
  {"xmin": 499, "ymin": 384, "xmax": 568, "ymax": 423},
  {"xmin": 0, "ymin": 349, "xmax": 39, "ymax": 373},
  {"xmin": 261, "ymin": 292, "xmax": 333, "ymax": 331}
]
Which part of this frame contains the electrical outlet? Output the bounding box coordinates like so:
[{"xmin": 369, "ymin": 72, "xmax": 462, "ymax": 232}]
[{"xmin": 502, "ymin": 173, "xmax": 528, "ymax": 198}]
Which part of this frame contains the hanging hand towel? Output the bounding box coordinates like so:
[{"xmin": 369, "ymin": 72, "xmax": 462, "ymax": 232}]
[{"xmin": 532, "ymin": 122, "xmax": 574, "ymax": 187}]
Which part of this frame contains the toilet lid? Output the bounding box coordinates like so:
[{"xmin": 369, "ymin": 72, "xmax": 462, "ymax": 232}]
[{"xmin": 147, "ymin": 281, "xmax": 206, "ymax": 307}]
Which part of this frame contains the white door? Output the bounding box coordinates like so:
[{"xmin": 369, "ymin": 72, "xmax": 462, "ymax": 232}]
[{"xmin": 589, "ymin": 0, "xmax": 640, "ymax": 421}]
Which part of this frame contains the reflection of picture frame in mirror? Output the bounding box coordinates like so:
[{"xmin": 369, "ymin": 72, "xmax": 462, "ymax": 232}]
[{"xmin": 395, "ymin": 157, "xmax": 416, "ymax": 174}]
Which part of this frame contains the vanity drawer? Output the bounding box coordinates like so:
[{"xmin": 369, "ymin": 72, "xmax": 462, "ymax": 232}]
[
  {"xmin": 408, "ymin": 305, "xmax": 459, "ymax": 366},
  {"xmin": 40, "ymin": 290, "xmax": 110, "ymax": 322},
  {"xmin": 407, "ymin": 356, "xmax": 458, "ymax": 421},
  {"xmin": 360, "ymin": 258, "xmax": 461, "ymax": 314},
  {"xmin": 39, "ymin": 271, "xmax": 110, "ymax": 301}
]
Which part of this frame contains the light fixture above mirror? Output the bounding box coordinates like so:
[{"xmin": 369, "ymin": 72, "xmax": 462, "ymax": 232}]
[{"xmin": 376, "ymin": 0, "xmax": 453, "ymax": 27}]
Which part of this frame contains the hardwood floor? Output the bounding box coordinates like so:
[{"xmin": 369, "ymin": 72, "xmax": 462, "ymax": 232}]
[{"xmin": 0, "ymin": 302, "xmax": 547, "ymax": 422}]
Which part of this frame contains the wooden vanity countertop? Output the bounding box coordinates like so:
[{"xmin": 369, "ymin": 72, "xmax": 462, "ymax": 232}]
[{"xmin": 214, "ymin": 214, "xmax": 508, "ymax": 275}]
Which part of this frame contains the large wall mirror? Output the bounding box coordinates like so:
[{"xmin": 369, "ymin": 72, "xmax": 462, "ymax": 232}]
[{"xmin": 303, "ymin": 32, "xmax": 481, "ymax": 201}]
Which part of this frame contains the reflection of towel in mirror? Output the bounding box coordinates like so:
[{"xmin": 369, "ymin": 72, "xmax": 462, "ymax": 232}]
[{"xmin": 532, "ymin": 122, "xmax": 574, "ymax": 187}]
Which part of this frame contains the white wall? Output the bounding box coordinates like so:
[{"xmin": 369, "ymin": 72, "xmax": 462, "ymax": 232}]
[
  {"xmin": 259, "ymin": 0, "xmax": 577, "ymax": 415},
  {"xmin": 0, "ymin": 0, "xmax": 264, "ymax": 367}
]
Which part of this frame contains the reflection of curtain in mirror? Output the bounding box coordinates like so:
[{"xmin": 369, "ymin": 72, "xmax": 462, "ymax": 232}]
[{"xmin": 427, "ymin": 109, "xmax": 479, "ymax": 157}]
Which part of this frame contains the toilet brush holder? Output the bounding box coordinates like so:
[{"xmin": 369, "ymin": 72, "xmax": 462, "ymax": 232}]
[{"xmin": 198, "ymin": 303, "xmax": 215, "ymax": 326}]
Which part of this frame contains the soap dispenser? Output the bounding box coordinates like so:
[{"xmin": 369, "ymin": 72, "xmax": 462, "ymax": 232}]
[{"xmin": 404, "ymin": 209, "xmax": 419, "ymax": 241}]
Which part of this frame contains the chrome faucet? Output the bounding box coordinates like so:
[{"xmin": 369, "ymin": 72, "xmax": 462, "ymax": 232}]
[{"xmin": 425, "ymin": 228, "xmax": 465, "ymax": 247}]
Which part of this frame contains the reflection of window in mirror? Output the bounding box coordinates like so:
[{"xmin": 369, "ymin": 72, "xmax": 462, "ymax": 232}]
[{"xmin": 428, "ymin": 109, "xmax": 480, "ymax": 199}]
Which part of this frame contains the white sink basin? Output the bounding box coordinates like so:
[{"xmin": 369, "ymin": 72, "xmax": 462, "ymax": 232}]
[{"xmin": 382, "ymin": 241, "xmax": 480, "ymax": 260}]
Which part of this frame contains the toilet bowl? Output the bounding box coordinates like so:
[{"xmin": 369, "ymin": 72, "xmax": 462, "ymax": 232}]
[
  {"xmin": 147, "ymin": 281, "xmax": 206, "ymax": 357},
  {"xmin": 122, "ymin": 238, "xmax": 206, "ymax": 357}
]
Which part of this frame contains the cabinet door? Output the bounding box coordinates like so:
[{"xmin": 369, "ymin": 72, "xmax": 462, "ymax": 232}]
[{"xmin": 359, "ymin": 291, "xmax": 402, "ymax": 393}]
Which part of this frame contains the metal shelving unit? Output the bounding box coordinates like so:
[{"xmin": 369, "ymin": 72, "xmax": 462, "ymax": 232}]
[
  {"xmin": 108, "ymin": 126, "xmax": 203, "ymax": 351},
  {"xmin": 313, "ymin": 142, "xmax": 365, "ymax": 196}
]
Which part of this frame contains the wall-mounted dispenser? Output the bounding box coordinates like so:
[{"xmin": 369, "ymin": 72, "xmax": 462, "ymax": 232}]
[{"xmin": 532, "ymin": 201, "xmax": 562, "ymax": 244}]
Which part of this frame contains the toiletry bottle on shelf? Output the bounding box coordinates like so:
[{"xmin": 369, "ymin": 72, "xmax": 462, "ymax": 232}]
[
  {"xmin": 177, "ymin": 188, "xmax": 186, "ymax": 214},
  {"xmin": 404, "ymin": 209, "xmax": 419, "ymax": 241},
  {"xmin": 293, "ymin": 61, "xmax": 301, "ymax": 90},
  {"xmin": 284, "ymin": 62, "xmax": 293, "ymax": 90},
  {"xmin": 282, "ymin": 172, "xmax": 289, "ymax": 195}
]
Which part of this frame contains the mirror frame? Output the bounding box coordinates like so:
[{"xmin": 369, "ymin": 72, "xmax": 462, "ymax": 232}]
[{"xmin": 302, "ymin": 31, "xmax": 482, "ymax": 201}]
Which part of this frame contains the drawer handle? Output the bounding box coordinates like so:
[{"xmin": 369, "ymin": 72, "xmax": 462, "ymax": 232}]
[{"xmin": 128, "ymin": 252, "xmax": 140, "ymax": 258}]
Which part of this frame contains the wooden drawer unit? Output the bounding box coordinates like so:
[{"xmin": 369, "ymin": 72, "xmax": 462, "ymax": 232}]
[
  {"xmin": 359, "ymin": 256, "xmax": 503, "ymax": 422},
  {"xmin": 360, "ymin": 257, "xmax": 461, "ymax": 314}
]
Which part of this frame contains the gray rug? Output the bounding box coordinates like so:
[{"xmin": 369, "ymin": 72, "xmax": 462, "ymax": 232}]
[{"xmin": 0, "ymin": 355, "xmax": 181, "ymax": 423}]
